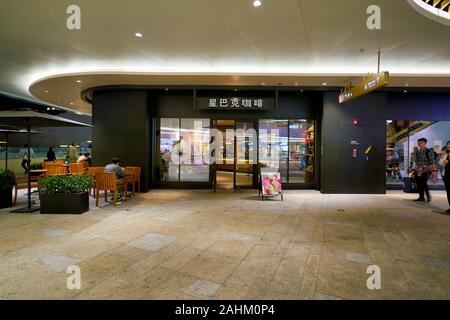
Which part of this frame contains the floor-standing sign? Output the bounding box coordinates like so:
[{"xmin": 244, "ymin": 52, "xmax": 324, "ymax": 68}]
[{"xmin": 260, "ymin": 171, "xmax": 284, "ymax": 201}]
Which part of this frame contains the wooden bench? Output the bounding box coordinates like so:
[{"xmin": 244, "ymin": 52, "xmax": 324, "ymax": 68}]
[{"xmin": 13, "ymin": 177, "xmax": 39, "ymax": 206}]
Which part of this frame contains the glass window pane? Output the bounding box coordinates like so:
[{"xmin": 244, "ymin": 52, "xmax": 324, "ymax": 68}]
[
  {"xmin": 159, "ymin": 118, "xmax": 180, "ymax": 181},
  {"xmin": 236, "ymin": 121, "xmax": 255, "ymax": 187},
  {"xmin": 386, "ymin": 120, "xmax": 410, "ymax": 187},
  {"xmin": 408, "ymin": 120, "xmax": 450, "ymax": 186},
  {"xmin": 259, "ymin": 120, "xmax": 288, "ymax": 182},
  {"xmin": 180, "ymin": 118, "xmax": 210, "ymax": 182},
  {"xmin": 289, "ymin": 120, "xmax": 315, "ymax": 184}
]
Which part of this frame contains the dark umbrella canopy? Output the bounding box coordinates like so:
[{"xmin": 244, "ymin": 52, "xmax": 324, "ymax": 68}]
[{"xmin": 0, "ymin": 110, "xmax": 92, "ymax": 213}]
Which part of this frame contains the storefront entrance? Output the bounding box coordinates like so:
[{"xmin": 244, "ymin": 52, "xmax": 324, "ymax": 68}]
[
  {"xmin": 155, "ymin": 116, "xmax": 317, "ymax": 190},
  {"xmin": 212, "ymin": 119, "xmax": 256, "ymax": 190}
]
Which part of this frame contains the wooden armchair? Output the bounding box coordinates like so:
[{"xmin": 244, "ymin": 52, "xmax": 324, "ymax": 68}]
[
  {"xmin": 95, "ymin": 172, "xmax": 127, "ymax": 207},
  {"xmin": 46, "ymin": 164, "xmax": 67, "ymax": 176},
  {"xmin": 69, "ymin": 163, "xmax": 85, "ymax": 175},
  {"xmin": 13, "ymin": 177, "xmax": 39, "ymax": 206},
  {"xmin": 87, "ymin": 167, "xmax": 105, "ymax": 197},
  {"xmin": 125, "ymin": 166, "xmax": 141, "ymax": 192}
]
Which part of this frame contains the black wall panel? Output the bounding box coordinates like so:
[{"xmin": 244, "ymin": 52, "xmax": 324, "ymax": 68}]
[
  {"xmin": 92, "ymin": 90, "xmax": 150, "ymax": 192},
  {"xmin": 321, "ymin": 92, "xmax": 387, "ymax": 194}
]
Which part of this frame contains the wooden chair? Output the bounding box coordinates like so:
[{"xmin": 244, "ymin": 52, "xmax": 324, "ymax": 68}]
[
  {"xmin": 42, "ymin": 161, "xmax": 54, "ymax": 169},
  {"xmin": 95, "ymin": 172, "xmax": 127, "ymax": 207},
  {"xmin": 87, "ymin": 167, "xmax": 105, "ymax": 197},
  {"xmin": 82, "ymin": 162, "xmax": 89, "ymax": 174},
  {"xmin": 13, "ymin": 177, "xmax": 39, "ymax": 206},
  {"xmin": 125, "ymin": 166, "xmax": 141, "ymax": 192},
  {"xmin": 125, "ymin": 167, "xmax": 136, "ymax": 195},
  {"xmin": 69, "ymin": 163, "xmax": 85, "ymax": 175},
  {"xmin": 46, "ymin": 164, "xmax": 67, "ymax": 176}
]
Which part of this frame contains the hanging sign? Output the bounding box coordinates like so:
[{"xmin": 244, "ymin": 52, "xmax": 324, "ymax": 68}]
[{"xmin": 339, "ymin": 71, "xmax": 390, "ymax": 104}]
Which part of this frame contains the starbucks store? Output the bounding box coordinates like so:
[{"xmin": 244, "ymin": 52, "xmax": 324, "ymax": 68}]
[{"xmin": 88, "ymin": 87, "xmax": 450, "ymax": 194}]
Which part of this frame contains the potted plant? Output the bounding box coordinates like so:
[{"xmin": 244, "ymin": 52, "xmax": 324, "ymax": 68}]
[
  {"xmin": 0, "ymin": 169, "xmax": 15, "ymax": 209},
  {"xmin": 39, "ymin": 175, "xmax": 94, "ymax": 214}
]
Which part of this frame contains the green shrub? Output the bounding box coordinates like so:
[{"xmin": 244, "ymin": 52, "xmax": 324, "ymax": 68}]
[
  {"xmin": 39, "ymin": 175, "xmax": 94, "ymax": 194},
  {"xmin": 0, "ymin": 170, "xmax": 15, "ymax": 190}
]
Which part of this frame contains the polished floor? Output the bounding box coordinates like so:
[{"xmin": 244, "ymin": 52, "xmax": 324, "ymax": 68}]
[{"xmin": 0, "ymin": 189, "xmax": 449, "ymax": 300}]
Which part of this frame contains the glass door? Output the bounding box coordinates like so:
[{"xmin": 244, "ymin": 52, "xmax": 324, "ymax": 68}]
[{"xmin": 234, "ymin": 121, "xmax": 255, "ymax": 189}]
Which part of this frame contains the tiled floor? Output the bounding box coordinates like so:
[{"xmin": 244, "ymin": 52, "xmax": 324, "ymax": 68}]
[{"xmin": 0, "ymin": 189, "xmax": 449, "ymax": 300}]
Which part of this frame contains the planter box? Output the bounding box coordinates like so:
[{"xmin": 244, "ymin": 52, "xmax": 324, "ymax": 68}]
[
  {"xmin": 0, "ymin": 188, "xmax": 13, "ymax": 209},
  {"xmin": 40, "ymin": 192, "xmax": 89, "ymax": 214}
]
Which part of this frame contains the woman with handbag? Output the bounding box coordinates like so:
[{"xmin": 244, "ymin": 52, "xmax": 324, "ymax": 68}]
[{"xmin": 439, "ymin": 141, "xmax": 450, "ymax": 213}]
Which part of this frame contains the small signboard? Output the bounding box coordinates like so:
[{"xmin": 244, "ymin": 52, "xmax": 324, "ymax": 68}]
[
  {"xmin": 196, "ymin": 97, "xmax": 275, "ymax": 111},
  {"xmin": 260, "ymin": 172, "xmax": 283, "ymax": 201}
]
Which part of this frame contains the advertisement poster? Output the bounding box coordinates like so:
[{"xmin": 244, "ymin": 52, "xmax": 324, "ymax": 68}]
[{"xmin": 261, "ymin": 172, "xmax": 283, "ymax": 197}]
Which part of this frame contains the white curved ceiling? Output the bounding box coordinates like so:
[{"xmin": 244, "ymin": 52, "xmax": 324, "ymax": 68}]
[{"xmin": 1, "ymin": 0, "xmax": 450, "ymax": 114}]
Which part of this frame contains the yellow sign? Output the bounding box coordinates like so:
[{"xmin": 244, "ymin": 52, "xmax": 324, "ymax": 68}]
[{"xmin": 339, "ymin": 71, "xmax": 390, "ymax": 104}]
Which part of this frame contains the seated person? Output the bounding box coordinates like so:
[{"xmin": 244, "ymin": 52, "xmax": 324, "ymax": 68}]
[
  {"xmin": 46, "ymin": 147, "xmax": 56, "ymax": 162},
  {"xmin": 104, "ymin": 157, "xmax": 126, "ymax": 199},
  {"xmin": 77, "ymin": 153, "xmax": 87, "ymax": 163},
  {"xmin": 85, "ymin": 153, "xmax": 92, "ymax": 166}
]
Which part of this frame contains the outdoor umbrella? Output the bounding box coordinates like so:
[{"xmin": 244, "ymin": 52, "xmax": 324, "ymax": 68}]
[
  {"xmin": 0, "ymin": 110, "xmax": 92, "ymax": 213},
  {"xmin": 0, "ymin": 127, "xmax": 43, "ymax": 171}
]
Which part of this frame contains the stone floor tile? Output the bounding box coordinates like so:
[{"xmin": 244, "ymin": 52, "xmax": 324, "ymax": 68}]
[
  {"xmin": 1, "ymin": 189, "xmax": 449, "ymax": 299},
  {"xmin": 344, "ymin": 251, "xmax": 372, "ymax": 264},
  {"xmin": 41, "ymin": 228, "xmax": 72, "ymax": 238},
  {"xmin": 183, "ymin": 279, "xmax": 221, "ymax": 299},
  {"xmin": 127, "ymin": 232, "xmax": 177, "ymax": 252},
  {"xmin": 38, "ymin": 253, "xmax": 80, "ymax": 272}
]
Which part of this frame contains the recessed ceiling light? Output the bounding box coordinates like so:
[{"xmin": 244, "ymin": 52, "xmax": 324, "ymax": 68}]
[
  {"xmin": 76, "ymin": 80, "xmax": 82, "ymax": 83},
  {"xmin": 134, "ymin": 32, "xmax": 143, "ymax": 38},
  {"xmin": 300, "ymin": 90, "xmax": 304, "ymax": 93},
  {"xmin": 403, "ymin": 90, "xmax": 408, "ymax": 93},
  {"xmin": 44, "ymin": 90, "xmax": 49, "ymax": 93},
  {"xmin": 294, "ymin": 82, "xmax": 299, "ymax": 86},
  {"xmin": 253, "ymin": 0, "xmax": 262, "ymax": 7},
  {"xmin": 322, "ymin": 82, "xmax": 328, "ymax": 86},
  {"xmin": 165, "ymin": 88, "xmax": 169, "ymax": 91},
  {"xmin": 234, "ymin": 88, "xmax": 238, "ymax": 92},
  {"xmin": 70, "ymin": 102, "xmax": 74, "ymax": 105},
  {"xmin": 261, "ymin": 82, "xmax": 266, "ymax": 86}
]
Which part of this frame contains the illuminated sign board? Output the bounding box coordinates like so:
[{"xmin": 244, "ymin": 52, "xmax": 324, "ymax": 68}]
[
  {"xmin": 339, "ymin": 71, "xmax": 390, "ymax": 104},
  {"xmin": 196, "ymin": 97, "xmax": 275, "ymax": 110}
]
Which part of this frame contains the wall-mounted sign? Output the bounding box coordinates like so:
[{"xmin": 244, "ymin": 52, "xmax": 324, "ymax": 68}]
[
  {"xmin": 196, "ymin": 97, "xmax": 275, "ymax": 110},
  {"xmin": 339, "ymin": 71, "xmax": 390, "ymax": 104}
]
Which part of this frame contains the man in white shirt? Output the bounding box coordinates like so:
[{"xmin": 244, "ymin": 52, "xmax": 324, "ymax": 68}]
[{"xmin": 21, "ymin": 144, "xmax": 33, "ymax": 174}]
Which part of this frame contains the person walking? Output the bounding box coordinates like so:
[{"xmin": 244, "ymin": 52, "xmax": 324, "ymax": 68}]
[
  {"xmin": 439, "ymin": 141, "xmax": 450, "ymax": 213},
  {"xmin": 67, "ymin": 142, "xmax": 77, "ymax": 162},
  {"xmin": 412, "ymin": 138, "xmax": 437, "ymax": 202},
  {"xmin": 20, "ymin": 144, "xmax": 33, "ymax": 174}
]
